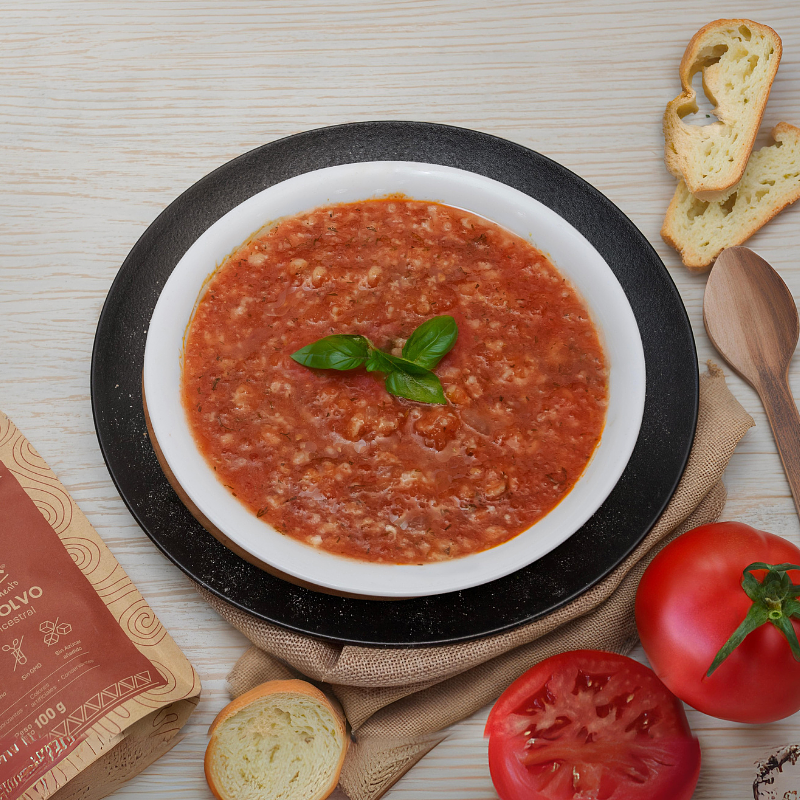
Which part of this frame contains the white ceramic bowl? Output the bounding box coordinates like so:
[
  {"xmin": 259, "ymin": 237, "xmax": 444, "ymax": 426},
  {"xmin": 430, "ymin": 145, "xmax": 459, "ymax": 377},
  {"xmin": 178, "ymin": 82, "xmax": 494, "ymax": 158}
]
[{"xmin": 143, "ymin": 161, "xmax": 646, "ymax": 598}]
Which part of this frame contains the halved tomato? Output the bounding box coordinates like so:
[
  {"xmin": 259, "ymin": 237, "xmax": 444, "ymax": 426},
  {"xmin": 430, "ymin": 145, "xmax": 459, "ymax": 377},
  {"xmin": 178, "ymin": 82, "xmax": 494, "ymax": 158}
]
[{"xmin": 484, "ymin": 650, "xmax": 700, "ymax": 800}]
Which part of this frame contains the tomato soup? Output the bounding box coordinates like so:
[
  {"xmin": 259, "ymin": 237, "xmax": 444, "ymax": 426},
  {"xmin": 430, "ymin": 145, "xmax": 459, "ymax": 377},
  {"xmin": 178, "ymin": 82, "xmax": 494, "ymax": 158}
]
[{"xmin": 182, "ymin": 199, "xmax": 607, "ymax": 564}]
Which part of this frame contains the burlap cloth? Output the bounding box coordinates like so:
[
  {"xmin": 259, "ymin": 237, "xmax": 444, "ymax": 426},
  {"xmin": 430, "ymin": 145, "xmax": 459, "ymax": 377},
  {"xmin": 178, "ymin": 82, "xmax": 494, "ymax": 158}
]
[{"xmin": 197, "ymin": 363, "xmax": 753, "ymax": 800}]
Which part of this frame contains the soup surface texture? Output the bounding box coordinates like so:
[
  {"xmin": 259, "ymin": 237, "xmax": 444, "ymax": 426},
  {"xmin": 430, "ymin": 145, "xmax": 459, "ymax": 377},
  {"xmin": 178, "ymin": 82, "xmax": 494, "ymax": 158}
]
[{"xmin": 182, "ymin": 199, "xmax": 607, "ymax": 564}]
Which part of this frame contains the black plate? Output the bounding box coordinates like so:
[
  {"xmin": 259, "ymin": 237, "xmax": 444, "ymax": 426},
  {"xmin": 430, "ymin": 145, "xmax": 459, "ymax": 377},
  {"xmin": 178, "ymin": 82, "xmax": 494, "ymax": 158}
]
[{"xmin": 91, "ymin": 121, "xmax": 698, "ymax": 647}]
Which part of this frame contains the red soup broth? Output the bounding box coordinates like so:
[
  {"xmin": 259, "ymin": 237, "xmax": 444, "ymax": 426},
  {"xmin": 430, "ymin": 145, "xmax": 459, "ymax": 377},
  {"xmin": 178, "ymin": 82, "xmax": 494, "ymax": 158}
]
[{"xmin": 181, "ymin": 199, "xmax": 608, "ymax": 564}]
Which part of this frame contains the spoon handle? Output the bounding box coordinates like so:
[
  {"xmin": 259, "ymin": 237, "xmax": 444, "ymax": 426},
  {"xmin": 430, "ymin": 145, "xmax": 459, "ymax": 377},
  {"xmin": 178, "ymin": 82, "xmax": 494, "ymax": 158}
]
[{"xmin": 759, "ymin": 373, "xmax": 800, "ymax": 518}]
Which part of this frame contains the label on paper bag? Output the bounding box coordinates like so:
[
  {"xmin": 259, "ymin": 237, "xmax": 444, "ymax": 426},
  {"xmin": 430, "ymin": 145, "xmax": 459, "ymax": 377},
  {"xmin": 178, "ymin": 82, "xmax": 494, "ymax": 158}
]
[{"xmin": 0, "ymin": 461, "xmax": 167, "ymax": 798}]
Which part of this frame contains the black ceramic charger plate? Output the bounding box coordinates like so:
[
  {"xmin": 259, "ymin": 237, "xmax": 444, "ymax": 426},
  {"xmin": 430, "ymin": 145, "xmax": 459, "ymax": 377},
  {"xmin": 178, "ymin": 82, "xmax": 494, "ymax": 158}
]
[{"xmin": 91, "ymin": 121, "xmax": 698, "ymax": 647}]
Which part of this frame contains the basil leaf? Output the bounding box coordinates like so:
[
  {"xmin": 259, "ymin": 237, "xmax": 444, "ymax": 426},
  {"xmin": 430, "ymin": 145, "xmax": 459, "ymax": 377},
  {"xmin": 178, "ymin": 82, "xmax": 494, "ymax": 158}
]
[
  {"xmin": 401, "ymin": 315, "xmax": 458, "ymax": 369},
  {"xmin": 385, "ymin": 369, "xmax": 447, "ymax": 404},
  {"xmin": 291, "ymin": 335, "xmax": 370, "ymax": 370},
  {"xmin": 365, "ymin": 349, "xmax": 431, "ymax": 376},
  {"xmin": 290, "ymin": 316, "xmax": 459, "ymax": 405},
  {"xmin": 367, "ymin": 349, "xmax": 446, "ymax": 402}
]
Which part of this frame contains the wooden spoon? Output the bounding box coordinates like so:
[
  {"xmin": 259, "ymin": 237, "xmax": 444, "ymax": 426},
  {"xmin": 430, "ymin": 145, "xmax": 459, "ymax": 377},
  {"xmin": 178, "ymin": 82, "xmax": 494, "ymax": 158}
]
[{"xmin": 704, "ymin": 246, "xmax": 800, "ymax": 516}]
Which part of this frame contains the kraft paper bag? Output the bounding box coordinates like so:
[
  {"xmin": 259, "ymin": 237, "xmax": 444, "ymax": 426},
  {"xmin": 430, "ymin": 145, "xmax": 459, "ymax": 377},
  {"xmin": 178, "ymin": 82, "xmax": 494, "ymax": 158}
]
[{"xmin": 0, "ymin": 412, "xmax": 201, "ymax": 800}]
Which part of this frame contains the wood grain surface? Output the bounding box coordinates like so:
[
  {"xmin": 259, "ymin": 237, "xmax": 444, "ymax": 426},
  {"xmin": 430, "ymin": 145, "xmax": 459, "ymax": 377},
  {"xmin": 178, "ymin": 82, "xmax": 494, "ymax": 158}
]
[{"xmin": 2, "ymin": 1, "xmax": 800, "ymax": 797}]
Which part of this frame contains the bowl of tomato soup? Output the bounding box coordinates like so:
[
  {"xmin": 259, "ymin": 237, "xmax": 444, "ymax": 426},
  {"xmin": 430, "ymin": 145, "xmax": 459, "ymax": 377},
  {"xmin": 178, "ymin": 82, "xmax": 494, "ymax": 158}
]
[{"xmin": 143, "ymin": 162, "xmax": 645, "ymax": 598}]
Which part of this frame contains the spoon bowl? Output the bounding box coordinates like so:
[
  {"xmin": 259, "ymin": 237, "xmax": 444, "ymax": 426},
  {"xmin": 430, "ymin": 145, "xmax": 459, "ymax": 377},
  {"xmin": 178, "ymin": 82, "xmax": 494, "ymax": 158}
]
[
  {"xmin": 705, "ymin": 247, "xmax": 799, "ymax": 388},
  {"xmin": 704, "ymin": 246, "xmax": 800, "ymax": 516}
]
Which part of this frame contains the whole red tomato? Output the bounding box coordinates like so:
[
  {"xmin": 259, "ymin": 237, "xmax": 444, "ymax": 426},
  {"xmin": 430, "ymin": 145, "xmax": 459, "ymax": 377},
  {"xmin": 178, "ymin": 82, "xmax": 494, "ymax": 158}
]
[
  {"xmin": 484, "ymin": 650, "xmax": 700, "ymax": 800},
  {"xmin": 636, "ymin": 521, "xmax": 800, "ymax": 723}
]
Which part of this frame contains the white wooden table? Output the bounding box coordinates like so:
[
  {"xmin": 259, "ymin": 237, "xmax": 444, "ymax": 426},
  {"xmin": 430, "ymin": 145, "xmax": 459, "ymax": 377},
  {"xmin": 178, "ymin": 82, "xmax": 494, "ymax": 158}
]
[{"xmin": 2, "ymin": 1, "xmax": 800, "ymax": 797}]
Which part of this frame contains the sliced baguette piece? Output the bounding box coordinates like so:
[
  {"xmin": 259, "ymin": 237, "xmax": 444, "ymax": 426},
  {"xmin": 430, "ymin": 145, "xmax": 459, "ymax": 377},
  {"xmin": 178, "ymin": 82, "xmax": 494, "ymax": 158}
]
[
  {"xmin": 662, "ymin": 122, "xmax": 800, "ymax": 271},
  {"xmin": 664, "ymin": 19, "xmax": 781, "ymax": 200},
  {"xmin": 205, "ymin": 679, "xmax": 348, "ymax": 800}
]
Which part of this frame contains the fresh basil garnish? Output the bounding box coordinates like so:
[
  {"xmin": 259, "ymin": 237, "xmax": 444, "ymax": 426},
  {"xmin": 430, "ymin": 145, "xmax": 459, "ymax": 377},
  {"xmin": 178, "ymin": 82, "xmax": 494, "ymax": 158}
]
[
  {"xmin": 401, "ymin": 315, "xmax": 458, "ymax": 369},
  {"xmin": 365, "ymin": 349, "xmax": 431, "ymax": 376},
  {"xmin": 385, "ymin": 369, "xmax": 448, "ymax": 404},
  {"xmin": 290, "ymin": 316, "xmax": 457, "ymax": 404},
  {"xmin": 290, "ymin": 334, "xmax": 370, "ymax": 370}
]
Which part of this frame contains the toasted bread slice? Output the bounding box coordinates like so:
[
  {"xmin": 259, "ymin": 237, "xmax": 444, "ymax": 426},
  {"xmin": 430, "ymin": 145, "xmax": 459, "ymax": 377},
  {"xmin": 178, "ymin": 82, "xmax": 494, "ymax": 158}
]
[
  {"xmin": 205, "ymin": 679, "xmax": 348, "ymax": 800},
  {"xmin": 662, "ymin": 123, "xmax": 800, "ymax": 270},
  {"xmin": 664, "ymin": 19, "xmax": 781, "ymax": 200}
]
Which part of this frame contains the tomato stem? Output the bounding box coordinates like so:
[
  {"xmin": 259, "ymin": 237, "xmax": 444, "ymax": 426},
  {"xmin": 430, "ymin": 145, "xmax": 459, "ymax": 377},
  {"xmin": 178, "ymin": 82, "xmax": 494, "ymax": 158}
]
[{"xmin": 707, "ymin": 562, "xmax": 800, "ymax": 677}]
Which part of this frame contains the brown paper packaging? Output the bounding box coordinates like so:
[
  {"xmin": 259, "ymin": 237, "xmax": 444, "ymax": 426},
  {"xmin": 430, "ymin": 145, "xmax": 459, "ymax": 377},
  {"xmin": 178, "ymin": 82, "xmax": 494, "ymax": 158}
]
[{"xmin": 0, "ymin": 411, "xmax": 200, "ymax": 800}]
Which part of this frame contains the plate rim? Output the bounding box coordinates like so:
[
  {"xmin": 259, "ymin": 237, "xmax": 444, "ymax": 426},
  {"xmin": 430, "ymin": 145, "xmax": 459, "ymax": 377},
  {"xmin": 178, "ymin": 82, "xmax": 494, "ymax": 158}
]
[{"xmin": 91, "ymin": 120, "xmax": 698, "ymax": 647}]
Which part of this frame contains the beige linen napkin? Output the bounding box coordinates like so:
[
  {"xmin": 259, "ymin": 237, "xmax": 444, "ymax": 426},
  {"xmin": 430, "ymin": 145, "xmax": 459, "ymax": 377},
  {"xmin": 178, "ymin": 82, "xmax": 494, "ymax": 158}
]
[{"xmin": 198, "ymin": 363, "xmax": 753, "ymax": 800}]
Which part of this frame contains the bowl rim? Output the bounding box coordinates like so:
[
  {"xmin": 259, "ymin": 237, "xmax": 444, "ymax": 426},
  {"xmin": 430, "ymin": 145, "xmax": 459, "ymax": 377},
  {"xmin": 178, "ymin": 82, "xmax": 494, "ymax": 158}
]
[{"xmin": 142, "ymin": 159, "xmax": 646, "ymax": 597}]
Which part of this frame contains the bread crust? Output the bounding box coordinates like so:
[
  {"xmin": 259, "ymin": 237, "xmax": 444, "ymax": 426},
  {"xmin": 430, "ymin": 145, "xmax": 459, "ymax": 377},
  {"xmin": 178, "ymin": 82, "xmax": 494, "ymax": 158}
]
[
  {"xmin": 662, "ymin": 122, "xmax": 800, "ymax": 270},
  {"xmin": 664, "ymin": 19, "xmax": 782, "ymax": 200},
  {"xmin": 205, "ymin": 679, "xmax": 348, "ymax": 800}
]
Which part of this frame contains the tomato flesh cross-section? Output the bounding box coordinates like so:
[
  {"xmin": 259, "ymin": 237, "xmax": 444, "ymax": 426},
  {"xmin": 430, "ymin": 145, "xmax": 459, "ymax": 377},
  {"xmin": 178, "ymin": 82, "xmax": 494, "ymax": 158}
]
[{"xmin": 485, "ymin": 650, "xmax": 700, "ymax": 800}]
